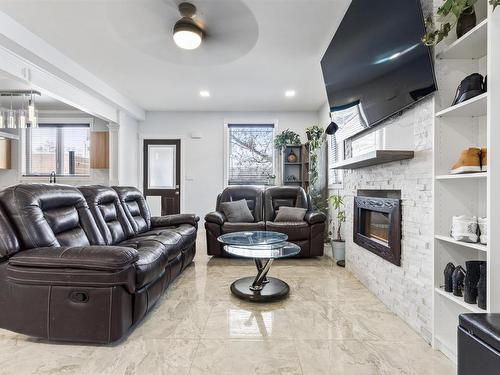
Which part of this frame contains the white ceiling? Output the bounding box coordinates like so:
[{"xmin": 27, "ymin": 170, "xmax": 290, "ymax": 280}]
[{"xmin": 0, "ymin": 0, "xmax": 350, "ymax": 112}]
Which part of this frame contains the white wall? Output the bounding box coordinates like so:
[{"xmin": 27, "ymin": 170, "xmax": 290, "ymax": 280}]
[
  {"xmin": 139, "ymin": 111, "xmax": 319, "ymax": 219},
  {"xmin": 117, "ymin": 111, "xmax": 139, "ymax": 187}
]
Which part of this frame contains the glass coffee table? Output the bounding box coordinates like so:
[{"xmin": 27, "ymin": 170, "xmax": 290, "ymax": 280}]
[{"xmin": 218, "ymin": 231, "xmax": 300, "ymax": 302}]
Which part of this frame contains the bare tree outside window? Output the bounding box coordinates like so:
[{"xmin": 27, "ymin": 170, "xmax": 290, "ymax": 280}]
[{"xmin": 228, "ymin": 124, "xmax": 274, "ymax": 185}]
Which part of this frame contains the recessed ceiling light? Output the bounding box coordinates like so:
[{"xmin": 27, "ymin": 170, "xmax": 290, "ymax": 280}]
[
  {"xmin": 173, "ymin": 2, "xmax": 204, "ymax": 50},
  {"xmin": 199, "ymin": 90, "xmax": 210, "ymax": 97},
  {"xmin": 285, "ymin": 90, "xmax": 296, "ymax": 98}
]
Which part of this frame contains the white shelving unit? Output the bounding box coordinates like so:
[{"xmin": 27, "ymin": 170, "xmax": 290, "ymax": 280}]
[{"xmin": 432, "ymin": 0, "xmax": 499, "ymax": 363}]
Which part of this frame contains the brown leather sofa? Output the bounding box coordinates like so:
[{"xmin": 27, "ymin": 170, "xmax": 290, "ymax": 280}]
[
  {"xmin": 205, "ymin": 186, "xmax": 326, "ymax": 257},
  {"xmin": 0, "ymin": 184, "xmax": 199, "ymax": 344}
]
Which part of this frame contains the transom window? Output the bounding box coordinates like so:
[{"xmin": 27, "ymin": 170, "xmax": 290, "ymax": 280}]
[
  {"xmin": 226, "ymin": 123, "xmax": 275, "ymax": 185},
  {"xmin": 24, "ymin": 123, "xmax": 91, "ymax": 176}
]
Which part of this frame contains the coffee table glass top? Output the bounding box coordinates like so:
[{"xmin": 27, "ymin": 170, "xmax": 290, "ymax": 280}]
[
  {"xmin": 218, "ymin": 231, "xmax": 288, "ymax": 246},
  {"xmin": 223, "ymin": 242, "xmax": 300, "ymax": 259}
]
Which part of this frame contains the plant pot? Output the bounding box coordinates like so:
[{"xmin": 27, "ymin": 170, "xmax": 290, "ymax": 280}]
[
  {"xmin": 331, "ymin": 240, "xmax": 345, "ymax": 261},
  {"xmin": 457, "ymin": 6, "xmax": 476, "ymax": 39}
]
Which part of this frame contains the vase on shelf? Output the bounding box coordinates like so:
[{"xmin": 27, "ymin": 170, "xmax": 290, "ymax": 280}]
[
  {"xmin": 456, "ymin": 6, "xmax": 476, "ymax": 39},
  {"xmin": 287, "ymin": 149, "xmax": 298, "ymax": 163},
  {"xmin": 444, "ymin": 262, "xmax": 455, "ymax": 293}
]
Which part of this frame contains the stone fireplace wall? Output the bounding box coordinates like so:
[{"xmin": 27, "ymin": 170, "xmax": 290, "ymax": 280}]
[{"xmin": 333, "ymin": 97, "xmax": 434, "ymax": 342}]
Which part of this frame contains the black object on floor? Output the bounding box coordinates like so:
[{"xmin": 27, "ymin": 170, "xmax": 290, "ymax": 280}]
[
  {"xmin": 444, "ymin": 262, "xmax": 455, "ymax": 293},
  {"xmin": 453, "ymin": 265, "xmax": 466, "ymax": 297},
  {"xmin": 458, "ymin": 314, "xmax": 500, "ymax": 375},
  {"xmin": 478, "ymin": 263, "xmax": 487, "ymax": 310},
  {"xmin": 337, "ymin": 260, "xmax": 345, "ymax": 268},
  {"xmin": 452, "ymin": 73, "xmax": 484, "ymax": 106},
  {"xmin": 464, "ymin": 261, "xmax": 483, "ymax": 304}
]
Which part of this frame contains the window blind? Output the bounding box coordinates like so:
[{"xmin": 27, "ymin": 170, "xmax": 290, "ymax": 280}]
[
  {"xmin": 26, "ymin": 124, "xmax": 91, "ymax": 176},
  {"xmin": 227, "ymin": 124, "xmax": 274, "ymax": 185},
  {"xmin": 328, "ymin": 105, "xmax": 368, "ymax": 186}
]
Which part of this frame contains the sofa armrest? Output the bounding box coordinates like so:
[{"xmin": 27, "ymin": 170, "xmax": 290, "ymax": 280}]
[
  {"xmin": 9, "ymin": 246, "xmax": 139, "ymax": 271},
  {"xmin": 205, "ymin": 211, "xmax": 226, "ymax": 226},
  {"xmin": 151, "ymin": 214, "xmax": 200, "ymax": 228},
  {"xmin": 304, "ymin": 211, "xmax": 327, "ymax": 225}
]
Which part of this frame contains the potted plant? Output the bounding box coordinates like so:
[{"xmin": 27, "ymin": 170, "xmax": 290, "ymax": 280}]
[
  {"xmin": 492, "ymin": 0, "xmax": 500, "ymax": 10},
  {"xmin": 329, "ymin": 194, "xmax": 346, "ymax": 265},
  {"xmin": 422, "ymin": 0, "xmax": 478, "ymax": 46},
  {"xmin": 305, "ymin": 125, "xmax": 325, "ymax": 210},
  {"xmin": 274, "ymin": 129, "xmax": 301, "ymax": 151}
]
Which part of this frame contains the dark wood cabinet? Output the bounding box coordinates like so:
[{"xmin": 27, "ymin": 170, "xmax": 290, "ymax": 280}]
[{"xmin": 282, "ymin": 144, "xmax": 309, "ymax": 190}]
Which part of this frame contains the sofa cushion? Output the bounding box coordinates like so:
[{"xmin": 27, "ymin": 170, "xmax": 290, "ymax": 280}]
[
  {"xmin": 79, "ymin": 186, "xmax": 134, "ymax": 245},
  {"xmin": 120, "ymin": 232, "xmax": 183, "ymax": 262},
  {"xmin": 113, "ymin": 186, "xmax": 151, "ymax": 234},
  {"xmin": 9, "ymin": 246, "xmax": 138, "ymax": 271},
  {"xmin": 222, "ymin": 221, "xmax": 266, "ymax": 233},
  {"xmin": 219, "ymin": 199, "xmax": 254, "ymax": 223},
  {"xmin": 274, "ymin": 207, "xmax": 307, "ymax": 222},
  {"xmin": 264, "ymin": 186, "xmax": 309, "ymax": 221},
  {"xmin": 265, "ymin": 221, "xmax": 309, "ymax": 241},
  {"xmin": 133, "ymin": 242, "xmax": 168, "ymax": 288},
  {"xmin": 0, "ymin": 205, "xmax": 20, "ymax": 260},
  {"xmin": 0, "ymin": 184, "xmax": 105, "ymax": 249},
  {"xmin": 216, "ymin": 186, "xmax": 264, "ymax": 222}
]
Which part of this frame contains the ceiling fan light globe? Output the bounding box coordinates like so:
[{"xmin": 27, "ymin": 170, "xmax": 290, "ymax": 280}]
[
  {"xmin": 173, "ymin": 30, "xmax": 202, "ymax": 50},
  {"xmin": 173, "ymin": 18, "xmax": 203, "ymax": 50}
]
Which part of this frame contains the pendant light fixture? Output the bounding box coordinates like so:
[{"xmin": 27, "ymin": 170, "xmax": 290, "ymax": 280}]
[
  {"xmin": 7, "ymin": 95, "xmax": 16, "ymax": 129},
  {"xmin": 0, "ymin": 109, "xmax": 5, "ymax": 129},
  {"xmin": 28, "ymin": 91, "xmax": 36, "ymax": 123},
  {"xmin": 0, "ymin": 90, "xmax": 41, "ymax": 129},
  {"xmin": 173, "ymin": 2, "xmax": 204, "ymax": 50}
]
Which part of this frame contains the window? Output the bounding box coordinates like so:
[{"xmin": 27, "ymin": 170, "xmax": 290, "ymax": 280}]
[
  {"xmin": 328, "ymin": 104, "xmax": 368, "ymax": 187},
  {"xmin": 25, "ymin": 124, "xmax": 91, "ymax": 176},
  {"xmin": 226, "ymin": 124, "xmax": 274, "ymax": 185}
]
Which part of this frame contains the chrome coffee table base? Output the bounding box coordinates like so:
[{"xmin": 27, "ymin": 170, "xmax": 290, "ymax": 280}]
[{"xmin": 230, "ymin": 258, "xmax": 290, "ymax": 302}]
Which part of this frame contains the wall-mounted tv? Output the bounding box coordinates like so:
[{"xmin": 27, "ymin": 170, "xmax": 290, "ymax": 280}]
[{"xmin": 321, "ymin": 0, "xmax": 436, "ymax": 130}]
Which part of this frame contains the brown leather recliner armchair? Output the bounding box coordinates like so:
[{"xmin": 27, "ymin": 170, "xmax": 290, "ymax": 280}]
[
  {"xmin": 205, "ymin": 186, "xmax": 326, "ymax": 257},
  {"xmin": 0, "ymin": 184, "xmax": 199, "ymax": 344}
]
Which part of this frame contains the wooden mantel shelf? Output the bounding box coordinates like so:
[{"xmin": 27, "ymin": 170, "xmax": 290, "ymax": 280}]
[{"xmin": 331, "ymin": 150, "xmax": 414, "ymax": 170}]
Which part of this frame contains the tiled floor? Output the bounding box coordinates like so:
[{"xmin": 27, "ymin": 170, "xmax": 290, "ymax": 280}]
[{"xmin": 0, "ymin": 236, "xmax": 455, "ymax": 374}]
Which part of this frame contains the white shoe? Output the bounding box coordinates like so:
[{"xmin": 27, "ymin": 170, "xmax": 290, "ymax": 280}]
[
  {"xmin": 451, "ymin": 215, "xmax": 478, "ymax": 243},
  {"xmin": 478, "ymin": 217, "xmax": 487, "ymax": 245}
]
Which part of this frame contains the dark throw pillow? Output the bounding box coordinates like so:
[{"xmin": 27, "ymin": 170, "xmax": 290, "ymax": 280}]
[
  {"xmin": 274, "ymin": 206, "xmax": 307, "ymax": 222},
  {"xmin": 219, "ymin": 199, "xmax": 254, "ymax": 223}
]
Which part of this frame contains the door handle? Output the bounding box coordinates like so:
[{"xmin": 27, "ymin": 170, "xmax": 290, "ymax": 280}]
[{"xmin": 175, "ymin": 191, "xmax": 180, "ymax": 195}]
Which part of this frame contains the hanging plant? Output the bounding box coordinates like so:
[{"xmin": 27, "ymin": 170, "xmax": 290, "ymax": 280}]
[
  {"xmin": 305, "ymin": 125, "xmax": 325, "ymax": 212},
  {"xmin": 422, "ymin": 0, "xmax": 478, "ymax": 46},
  {"xmin": 274, "ymin": 129, "xmax": 301, "ymax": 150}
]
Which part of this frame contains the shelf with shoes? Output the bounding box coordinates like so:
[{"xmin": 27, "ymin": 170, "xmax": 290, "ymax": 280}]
[
  {"xmin": 435, "ymin": 92, "xmax": 487, "ymax": 118},
  {"xmin": 432, "ymin": 0, "xmax": 499, "ymax": 362}
]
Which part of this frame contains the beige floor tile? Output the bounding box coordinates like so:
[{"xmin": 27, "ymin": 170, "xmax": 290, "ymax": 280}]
[
  {"xmin": 0, "ymin": 237, "xmax": 455, "ymax": 374},
  {"xmin": 190, "ymin": 339, "xmax": 302, "ymax": 375}
]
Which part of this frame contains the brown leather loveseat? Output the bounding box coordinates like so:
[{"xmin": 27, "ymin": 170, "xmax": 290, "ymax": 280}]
[
  {"xmin": 0, "ymin": 184, "xmax": 199, "ymax": 344},
  {"xmin": 205, "ymin": 186, "xmax": 326, "ymax": 257}
]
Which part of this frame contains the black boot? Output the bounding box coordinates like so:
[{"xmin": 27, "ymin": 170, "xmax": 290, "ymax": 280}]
[
  {"xmin": 477, "ymin": 262, "xmax": 487, "ymax": 310},
  {"xmin": 451, "ymin": 73, "xmax": 484, "ymax": 106},
  {"xmin": 464, "ymin": 261, "xmax": 482, "ymax": 304},
  {"xmin": 444, "ymin": 262, "xmax": 455, "ymax": 292},
  {"xmin": 452, "ymin": 266, "xmax": 466, "ymax": 297}
]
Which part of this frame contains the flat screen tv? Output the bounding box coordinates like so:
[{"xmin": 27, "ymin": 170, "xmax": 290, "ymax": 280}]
[{"xmin": 321, "ymin": 0, "xmax": 436, "ymax": 129}]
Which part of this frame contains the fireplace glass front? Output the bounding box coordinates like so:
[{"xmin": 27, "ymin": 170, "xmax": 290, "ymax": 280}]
[{"xmin": 362, "ymin": 210, "xmax": 390, "ymax": 245}]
